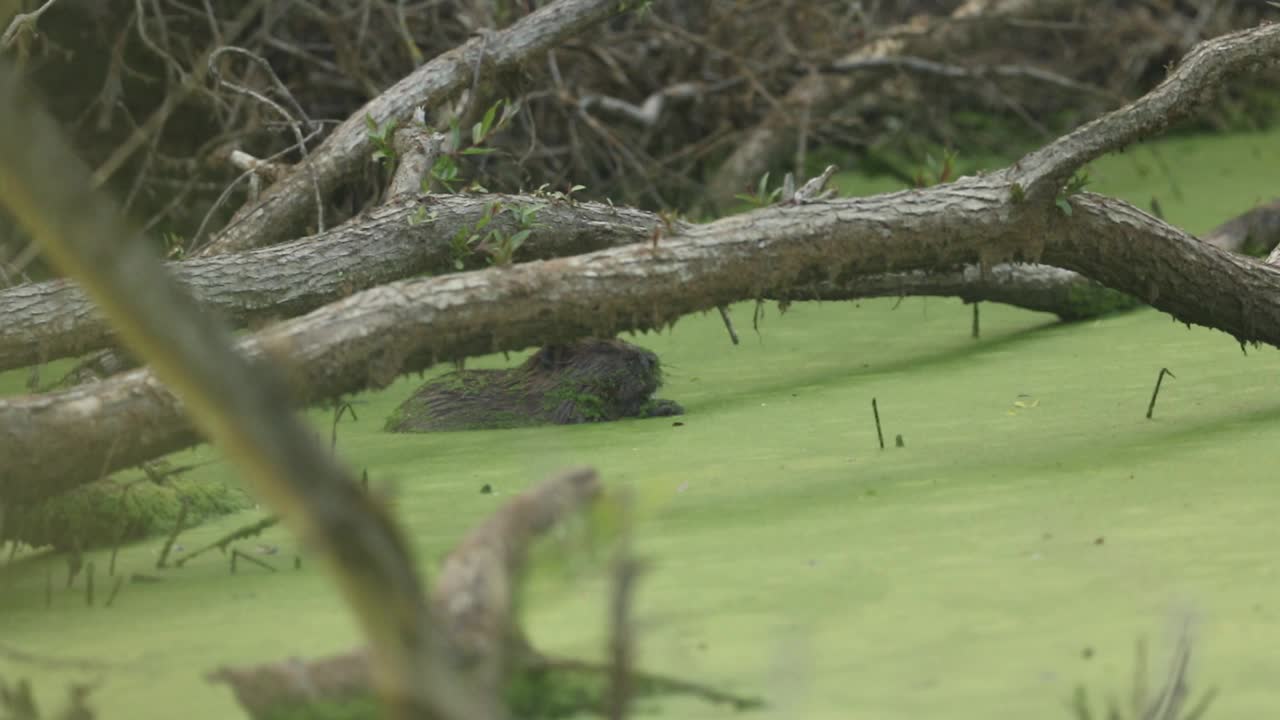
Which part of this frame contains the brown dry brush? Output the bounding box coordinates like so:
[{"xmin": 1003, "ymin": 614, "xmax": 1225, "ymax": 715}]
[{"xmin": 3, "ymin": 0, "xmax": 1276, "ymax": 279}]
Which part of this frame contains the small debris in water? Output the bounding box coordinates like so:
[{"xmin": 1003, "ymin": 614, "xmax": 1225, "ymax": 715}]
[
  {"xmin": 1094, "ymin": 536, "xmax": 1105, "ymax": 546},
  {"xmin": 677, "ymin": 482, "xmax": 689, "ymax": 494},
  {"xmin": 480, "ymin": 484, "xmax": 493, "ymax": 495},
  {"xmin": 672, "ymin": 421, "xmax": 684, "ymax": 427},
  {"xmin": 895, "ymin": 434, "xmax": 904, "ymax": 448},
  {"xmin": 1081, "ymin": 646, "xmax": 1095, "ymax": 660}
]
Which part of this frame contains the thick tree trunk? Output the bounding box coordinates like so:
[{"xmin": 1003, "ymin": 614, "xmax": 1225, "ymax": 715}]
[{"xmin": 1, "ymin": 22, "xmax": 1278, "ymax": 506}]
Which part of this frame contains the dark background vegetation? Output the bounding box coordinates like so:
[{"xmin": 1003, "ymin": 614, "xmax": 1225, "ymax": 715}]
[{"xmin": 2, "ymin": 0, "xmax": 1277, "ymax": 283}]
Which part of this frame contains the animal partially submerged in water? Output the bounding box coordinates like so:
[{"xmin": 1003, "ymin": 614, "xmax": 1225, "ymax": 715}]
[{"xmin": 386, "ymin": 338, "xmax": 683, "ymax": 432}]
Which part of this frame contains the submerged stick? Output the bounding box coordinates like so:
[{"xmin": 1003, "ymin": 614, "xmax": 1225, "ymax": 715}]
[
  {"xmin": 231, "ymin": 549, "xmax": 277, "ymax": 573},
  {"xmin": 66, "ymin": 536, "xmax": 83, "ymax": 588},
  {"xmin": 607, "ymin": 494, "xmax": 640, "ymax": 720},
  {"xmin": 85, "ymin": 561, "xmax": 96, "ymax": 606},
  {"xmin": 108, "ymin": 521, "xmax": 127, "ymax": 577},
  {"xmin": 717, "ymin": 306, "xmax": 740, "ymax": 345},
  {"xmin": 155, "ymin": 498, "xmax": 189, "ymax": 569},
  {"xmin": 175, "ymin": 514, "xmax": 278, "ymax": 567},
  {"xmin": 872, "ymin": 398, "xmax": 885, "ymax": 450},
  {"xmin": 972, "ymin": 302, "xmax": 980, "ymax": 339},
  {"xmin": 105, "ymin": 577, "xmax": 124, "ymax": 608},
  {"xmin": 1145, "ymin": 368, "xmax": 1175, "ymax": 419}
]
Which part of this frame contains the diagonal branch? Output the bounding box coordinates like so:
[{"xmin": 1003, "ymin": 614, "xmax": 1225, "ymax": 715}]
[
  {"xmin": 1012, "ymin": 22, "xmax": 1280, "ymax": 202},
  {"xmin": 194, "ymin": 0, "xmax": 633, "ymax": 258}
]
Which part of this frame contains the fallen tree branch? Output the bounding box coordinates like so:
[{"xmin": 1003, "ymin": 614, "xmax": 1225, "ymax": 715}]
[
  {"xmin": 1, "ymin": 186, "xmax": 1275, "ymax": 502},
  {"xmin": 0, "ymin": 191, "xmax": 1137, "ymax": 375},
  {"xmin": 194, "ymin": 0, "xmax": 633, "ymax": 258},
  {"xmin": 0, "ymin": 194, "xmax": 658, "ymax": 373},
  {"xmin": 2, "ymin": 23, "xmax": 1279, "ymax": 503},
  {"xmin": 1011, "ymin": 23, "xmax": 1280, "ymax": 201}
]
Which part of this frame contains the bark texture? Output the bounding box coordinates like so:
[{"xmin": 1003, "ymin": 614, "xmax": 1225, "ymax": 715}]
[
  {"xmin": 0, "ymin": 195, "xmax": 658, "ymax": 373},
  {"xmin": 1, "ymin": 22, "xmax": 1279, "ymax": 505}
]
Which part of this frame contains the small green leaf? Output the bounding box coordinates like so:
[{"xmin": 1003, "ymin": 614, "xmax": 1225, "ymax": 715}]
[
  {"xmin": 481, "ymin": 101, "xmax": 500, "ymax": 137},
  {"xmin": 509, "ymin": 228, "xmax": 533, "ymax": 249},
  {"xmin": 1056, "ymin": 197, "xmax": 1073, "ymax": 216},
  {"xmin": 461, "ymin": 146, "xmax": 497, "ymax": 155}
]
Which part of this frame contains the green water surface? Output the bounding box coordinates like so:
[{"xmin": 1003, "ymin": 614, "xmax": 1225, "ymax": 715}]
[{"xmin": 1, "ymin": 127, "xmax": 1279, "ymax": 719}]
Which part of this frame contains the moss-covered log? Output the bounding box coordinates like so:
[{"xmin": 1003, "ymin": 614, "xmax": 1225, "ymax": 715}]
[
  {"xmin": 386, "ymin": 339, "xmax": 683, "ymax": 433},
  {"xmin": 2, "ymin": 475, "xmax": 246, "ymax": 551}
]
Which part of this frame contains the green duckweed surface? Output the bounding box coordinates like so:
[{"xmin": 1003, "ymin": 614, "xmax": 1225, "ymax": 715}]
[{"xmin": 1, "ymin": 127, "xmax": 1279, "ymax": 719}]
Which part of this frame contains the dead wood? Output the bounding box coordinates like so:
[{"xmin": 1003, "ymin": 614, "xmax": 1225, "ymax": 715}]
[
  {"xmin": 193, "ymin": 0, "xmax": 631, "ymax": 258},
  {"xmin": 210, "ymin": 468, "xmax": 603, "ymax": 716},
  {"xmin": 0, "ymin": 189, "xmax": 1141, "ymax": 376},
  {"xmin": 0, "ymin": 194, "xmax": 658, "ymax": 374},
  {"xmin": 1, "ymin": 23, "xmax": 1279, "ymax": 505}
]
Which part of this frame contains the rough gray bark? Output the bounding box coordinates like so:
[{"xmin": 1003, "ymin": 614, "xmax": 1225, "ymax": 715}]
[
  {"xmin": 194, "ymin": 0, "xmax": 632, "ymax": 258},
  {"xmin": 793, "ymin": 264, "xmax": 1138, "ymax": 320},
  {"xmin": 0, "ymin": 195, "xmax": 658, "ymax": 373},
  {"xmin": 0, "ymin": 190, "xmax": 1141, "ymax": 374},
  {"xmin": 1219, "ymin": 198, "xmax": 1280, "ymax": 256},
  {"xmin": 2, "ymin": 22, "xmax": 1279, "ymax": 505},
  {"xmin": 1, "ymin": 192, "xmax": 1274, "ymax": 503}
]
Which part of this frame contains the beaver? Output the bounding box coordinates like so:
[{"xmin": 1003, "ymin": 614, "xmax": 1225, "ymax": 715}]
[{"xmin": 386, "ymin": 338, "xmax": 683, "ymax": 432}]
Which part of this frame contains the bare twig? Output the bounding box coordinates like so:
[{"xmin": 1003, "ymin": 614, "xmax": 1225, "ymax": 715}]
[
  {"xmin": 717, "ymin": 305, "xmax": 740, "ymax": 345},
  {"xmin": 0, "ymin": 0, "xmax": 61, "ymax": 50}
]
